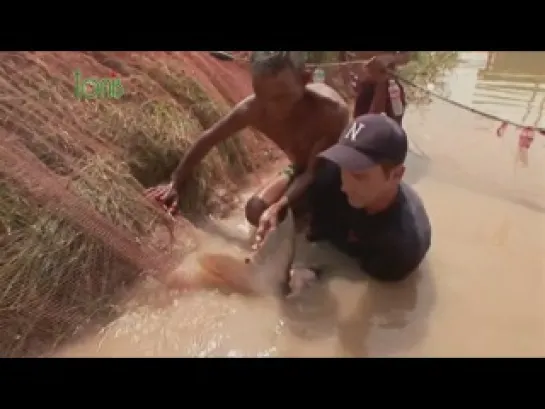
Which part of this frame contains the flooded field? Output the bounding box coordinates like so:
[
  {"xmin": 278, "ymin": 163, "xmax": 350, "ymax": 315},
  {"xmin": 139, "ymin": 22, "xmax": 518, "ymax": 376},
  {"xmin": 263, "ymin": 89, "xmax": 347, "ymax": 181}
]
[{"xmin": 55, "ymin": 52, "xmax": 545, "ymax": 358}]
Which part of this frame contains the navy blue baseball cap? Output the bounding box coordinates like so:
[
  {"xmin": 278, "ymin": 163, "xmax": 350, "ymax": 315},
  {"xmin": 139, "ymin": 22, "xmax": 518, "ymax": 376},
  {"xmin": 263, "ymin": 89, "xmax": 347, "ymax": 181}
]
[{"xmin": 319, "ymin": 114, "xmax": 408, "ymax": 171}]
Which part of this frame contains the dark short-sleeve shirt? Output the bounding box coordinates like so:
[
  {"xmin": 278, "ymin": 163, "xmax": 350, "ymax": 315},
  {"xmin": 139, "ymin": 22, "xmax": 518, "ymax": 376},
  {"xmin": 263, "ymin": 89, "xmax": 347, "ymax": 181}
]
[{"xmin": 308, "ymin": 161, "xmax": 431, "ymax": 281}]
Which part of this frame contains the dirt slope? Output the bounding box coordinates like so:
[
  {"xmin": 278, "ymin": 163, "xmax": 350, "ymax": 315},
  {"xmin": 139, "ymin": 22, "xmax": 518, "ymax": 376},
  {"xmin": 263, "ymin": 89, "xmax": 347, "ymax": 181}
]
[{"xmin": 0, "ymin": 51, "xmax": 284, "ymax": 357}]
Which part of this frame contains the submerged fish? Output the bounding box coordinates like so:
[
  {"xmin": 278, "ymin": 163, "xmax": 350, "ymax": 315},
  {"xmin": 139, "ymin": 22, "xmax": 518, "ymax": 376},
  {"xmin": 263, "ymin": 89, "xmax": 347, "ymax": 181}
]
[
  {"xmin": 197, "ymin": 208, "xmax": 297, "ymax": 296},
  {"xmin": 164, "ymin": 208, "xmax": 319, "ymax": 296}
]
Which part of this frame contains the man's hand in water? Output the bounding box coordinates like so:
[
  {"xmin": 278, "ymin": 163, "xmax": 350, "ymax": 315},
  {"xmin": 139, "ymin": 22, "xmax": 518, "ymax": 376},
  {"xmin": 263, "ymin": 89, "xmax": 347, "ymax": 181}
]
[
  {"xmin": 287, "ymin": 267, "xmax": 319, "ymax": 298},
  {"xmin": 253, "ymin": 199, "xmax": 287, "ymax": 250},
  {"xmin": 145, "ymin": 182, "xmax": 179, "ymax": 216}
]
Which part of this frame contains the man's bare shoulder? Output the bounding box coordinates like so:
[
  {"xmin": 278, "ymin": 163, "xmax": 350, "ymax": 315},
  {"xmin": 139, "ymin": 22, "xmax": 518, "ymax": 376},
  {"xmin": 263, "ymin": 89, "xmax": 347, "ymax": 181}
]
[
  {"xmin": 305, "ymin": 83, "xmax": 349, "ymax": 120},
  {"xmin": 306, "ymin": 83, "xmax": 346, "ymax": 106}
]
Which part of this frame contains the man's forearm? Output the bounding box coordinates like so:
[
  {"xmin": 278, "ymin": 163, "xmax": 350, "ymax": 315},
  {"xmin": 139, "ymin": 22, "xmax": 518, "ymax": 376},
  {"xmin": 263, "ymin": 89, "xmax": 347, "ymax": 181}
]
[
  {"xmin": 171, "ymin": 140, "xmax": 208, "ymax": 191},
  {"xmin": 276, "ymin": 171, "xmax": 314, "ymax": 209},
  {"xmin": 172, "ymin": 154, "xmax": 192, "ymax": 189}
]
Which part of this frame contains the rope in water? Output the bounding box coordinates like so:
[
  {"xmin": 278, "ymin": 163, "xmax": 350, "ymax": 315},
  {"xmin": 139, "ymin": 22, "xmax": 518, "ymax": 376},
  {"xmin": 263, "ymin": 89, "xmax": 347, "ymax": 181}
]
[{"xmin": 208, "ymin": 51, "xmax": 545, "ymax": 136}]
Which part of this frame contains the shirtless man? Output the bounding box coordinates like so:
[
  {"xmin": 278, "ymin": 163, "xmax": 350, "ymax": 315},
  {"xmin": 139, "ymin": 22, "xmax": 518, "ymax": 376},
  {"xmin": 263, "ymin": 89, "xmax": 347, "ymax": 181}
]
[{"xmin": 148, "ymin": 51, "xmax": 354, "ymax": 239}]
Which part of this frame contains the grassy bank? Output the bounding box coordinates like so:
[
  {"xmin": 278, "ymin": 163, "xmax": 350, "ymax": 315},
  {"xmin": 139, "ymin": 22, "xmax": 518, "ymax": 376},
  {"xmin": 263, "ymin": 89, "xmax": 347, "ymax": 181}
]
[{"xmin": 0, "ymin": 52, "xmax": 266, "ymax": 357}]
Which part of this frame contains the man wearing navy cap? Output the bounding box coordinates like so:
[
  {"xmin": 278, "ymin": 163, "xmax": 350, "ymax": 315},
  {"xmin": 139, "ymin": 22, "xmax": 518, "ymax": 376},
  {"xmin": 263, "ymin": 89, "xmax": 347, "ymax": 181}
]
[{"xmin": 306, "ymin": 113, "xmax": 431, "ymax": 282}]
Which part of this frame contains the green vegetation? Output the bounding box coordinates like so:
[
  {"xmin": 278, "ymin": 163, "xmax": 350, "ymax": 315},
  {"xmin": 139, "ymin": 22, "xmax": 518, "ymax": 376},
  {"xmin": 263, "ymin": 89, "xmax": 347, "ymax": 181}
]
[{"xmin": 399, "ymin": 52, "xmax": 460, "ymax": 104}]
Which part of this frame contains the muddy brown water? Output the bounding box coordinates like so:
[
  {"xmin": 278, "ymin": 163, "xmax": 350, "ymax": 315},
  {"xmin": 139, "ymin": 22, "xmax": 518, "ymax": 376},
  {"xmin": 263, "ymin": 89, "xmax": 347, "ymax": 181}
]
[{"xmin": 55, "ymin": 52, "xmax": 545, "ymax": 358}]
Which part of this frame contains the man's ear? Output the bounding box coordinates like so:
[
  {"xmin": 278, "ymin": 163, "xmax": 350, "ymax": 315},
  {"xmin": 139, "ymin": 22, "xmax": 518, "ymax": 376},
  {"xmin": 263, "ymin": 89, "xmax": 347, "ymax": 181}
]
[{"xmin": 392, "ymin": 165, "xmax": 405, "ymax": 181}]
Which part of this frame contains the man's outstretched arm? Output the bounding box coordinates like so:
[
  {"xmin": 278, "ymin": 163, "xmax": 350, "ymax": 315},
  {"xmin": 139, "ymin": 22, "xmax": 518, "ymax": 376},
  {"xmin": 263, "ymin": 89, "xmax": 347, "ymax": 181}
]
[{"xmin": 172, "ymin": 97, "xmax": 251, "ymax": 193}]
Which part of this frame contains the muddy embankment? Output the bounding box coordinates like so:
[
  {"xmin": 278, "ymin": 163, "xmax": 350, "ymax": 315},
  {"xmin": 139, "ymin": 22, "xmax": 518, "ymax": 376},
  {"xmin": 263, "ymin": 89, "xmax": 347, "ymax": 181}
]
[{"xmin": 0, "ymin": 51, "xmax": 284, "ymax": 357}]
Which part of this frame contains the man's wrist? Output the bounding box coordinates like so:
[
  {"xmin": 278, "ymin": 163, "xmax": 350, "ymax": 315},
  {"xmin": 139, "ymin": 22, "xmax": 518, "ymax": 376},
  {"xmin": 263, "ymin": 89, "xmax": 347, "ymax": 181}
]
[
  {"xmin": 275, "ymin": 195, "xmax": 289, "ymax": 210},
  {"xmin": 172, "ymin": 174, "xmax": 184, "ymax": 194}
]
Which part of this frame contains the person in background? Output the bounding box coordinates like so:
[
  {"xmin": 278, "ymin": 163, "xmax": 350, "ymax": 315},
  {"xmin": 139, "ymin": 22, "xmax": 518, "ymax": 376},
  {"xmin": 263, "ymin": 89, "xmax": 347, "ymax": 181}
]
[{"xmin": 352, "ymin": 52, "xmax": 413, "ymax": 124}]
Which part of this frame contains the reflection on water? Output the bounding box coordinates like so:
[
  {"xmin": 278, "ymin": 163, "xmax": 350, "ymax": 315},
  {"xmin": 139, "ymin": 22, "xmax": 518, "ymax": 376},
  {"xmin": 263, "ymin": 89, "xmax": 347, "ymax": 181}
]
[
  {"xmin": 55, "ymin": 52, "xmax": 545, "ymax": 358},
  {"xmin": 446, "ymin": 51, "xmax": 545, "ymax": 128}
]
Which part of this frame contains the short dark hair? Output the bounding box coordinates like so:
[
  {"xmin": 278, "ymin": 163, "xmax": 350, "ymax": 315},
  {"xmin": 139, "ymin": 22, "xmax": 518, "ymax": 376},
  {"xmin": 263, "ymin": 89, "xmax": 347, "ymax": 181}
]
[
  {"xmin": 379, "ymin": 160, "xmax": 398, "ymax": 176},
  {"xmin": 250, "ymin": 51, "xmax": 306, "ymax": 76}
]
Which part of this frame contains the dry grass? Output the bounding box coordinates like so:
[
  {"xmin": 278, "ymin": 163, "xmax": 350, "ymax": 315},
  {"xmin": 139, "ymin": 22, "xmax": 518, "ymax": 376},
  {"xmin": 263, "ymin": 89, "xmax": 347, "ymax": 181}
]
[
  {"xmin": 0, "ymin": 51, "xmax": 269, "ymax": 357},
  {"xmin": 0, "ymin": 158, "xmax": 165, "ymax": 356}
]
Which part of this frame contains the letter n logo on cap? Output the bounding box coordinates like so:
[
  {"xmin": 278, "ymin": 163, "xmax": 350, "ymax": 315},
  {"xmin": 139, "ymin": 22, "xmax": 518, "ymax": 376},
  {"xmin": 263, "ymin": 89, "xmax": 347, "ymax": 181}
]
[{"xmin": 345, "ymin": 121, "xmax": 365, "ymax": 142}]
